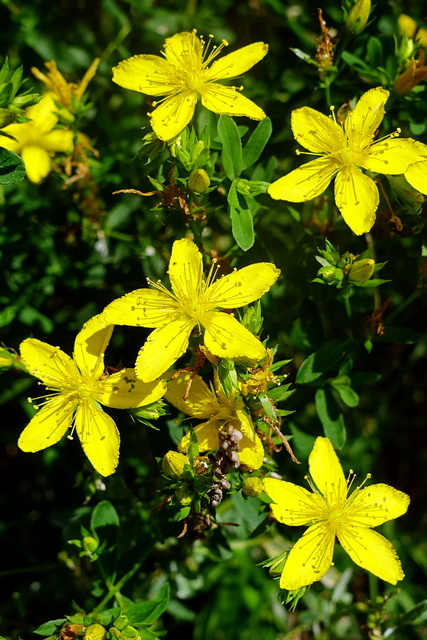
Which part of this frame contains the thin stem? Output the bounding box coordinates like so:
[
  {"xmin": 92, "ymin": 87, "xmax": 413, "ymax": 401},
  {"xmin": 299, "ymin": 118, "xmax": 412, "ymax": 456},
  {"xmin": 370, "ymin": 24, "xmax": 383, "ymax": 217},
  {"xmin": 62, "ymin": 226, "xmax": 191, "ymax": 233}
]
[{"xmin": 92, "ymin": 561, "xmax": 143, "ymax": 613}]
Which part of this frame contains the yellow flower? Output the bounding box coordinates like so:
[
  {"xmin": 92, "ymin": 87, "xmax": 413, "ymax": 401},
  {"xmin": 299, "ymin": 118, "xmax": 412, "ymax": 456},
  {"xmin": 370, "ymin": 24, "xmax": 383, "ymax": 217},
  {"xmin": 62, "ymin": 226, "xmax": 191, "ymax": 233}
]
[
  {"xmin": 263, "ymin": 437, "xmax": 409, "ymax": 590},
  {"xmin": 398, "ymin": 14, "xmax": 427, "ymax": 47},
  {"xmin": 18, "ymin": 315, "xmax": 166, "ymax": 476},
  {"xmin": 112, "ymin": 30, "xmax": 268, "ymax": 141},
  {"xmin": 0, "ymin": 94, "xmax": 74, "ymax": 183},
  {"xmin": 165, "ymin": 370, "xmax": 264, "ymax": 470},
  {"xmin": 31, "ymin": 58, "xmax": 100, "ymax": 110},
  {"xmin": 268, "ymin": 87, "xmax": 423, "ymax": 235},
  {"xmin": 405, "ymin": 141, "xmax": 427, "ymax": 195},
  {"xmin": 102, "ymin": 238, "xmax": 280, "ymax": 382}
]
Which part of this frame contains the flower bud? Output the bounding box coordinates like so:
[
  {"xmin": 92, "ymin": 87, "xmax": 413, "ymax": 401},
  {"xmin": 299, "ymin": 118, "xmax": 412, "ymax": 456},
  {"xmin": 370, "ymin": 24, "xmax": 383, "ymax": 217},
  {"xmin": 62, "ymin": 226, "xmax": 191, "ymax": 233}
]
[
  {"xmin": 346, "ymin": 0, "xmax": 371, "ymax": 34},
  {"xmin": 84, "ymin": 624, "xmax": 107, "ymax": 640},
  {"xmin": 82, "ymin": 536, "xmax": 99, "ymax": 554},
  {"xmin": 242, "ymin": 476, "xmax": 264, "ymax": 497},
  {"xmin": 348, "ymin": 258, "xmax": 375, "ymax": 283},
  {"xmin": 174, "ymin": 485, "xmax": 194, "ymax": 505},
  {"xmin": 318, "ymin": 266, "xmax": 343, "ymax": 283},
  {"xmin": 162, "ymin": 450, "xmax": 189, "ymax": 478},
  {"xmin": 188, "ymin": 168, "xmax": 210, "ymax": 194}
]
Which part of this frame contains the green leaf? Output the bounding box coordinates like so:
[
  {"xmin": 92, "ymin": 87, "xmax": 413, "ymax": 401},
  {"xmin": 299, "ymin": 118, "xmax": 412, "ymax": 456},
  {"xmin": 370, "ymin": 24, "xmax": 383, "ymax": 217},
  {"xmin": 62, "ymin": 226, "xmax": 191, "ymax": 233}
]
[
  {"xmin": 329, "ymin": 379, "xmax": 359, "ymax": 407},
  {"xmin": 124, "ymin": 583, "xmax": 170, "ymax": 625},
  {"xmin": 0, "ymin": 147, "xmax": 26, "ymax": 186},
  {"xmin": 228, "ymin": 180, "xmax": 254, "ymax": 251},
  {"xmin": 296, "ymin": 339, "xmax": 355, "ymax": 384},
  {"xmin": 33, "ymin": 619, "xmax": 66, "ymax": 636},
  {"xmin": 91, "ymin": 500, "xmax": 120, "ymax": 530},
  {"xmin": 218, "ymin": 115, "xmax": 242, "ymax": 180},
  {"xmin": 241, "ymin": 118, "xmax": 272, "ymax": 170},
  {"xmin": 315, "ymin": 388, "xmax": 346, "ymax": 448}
]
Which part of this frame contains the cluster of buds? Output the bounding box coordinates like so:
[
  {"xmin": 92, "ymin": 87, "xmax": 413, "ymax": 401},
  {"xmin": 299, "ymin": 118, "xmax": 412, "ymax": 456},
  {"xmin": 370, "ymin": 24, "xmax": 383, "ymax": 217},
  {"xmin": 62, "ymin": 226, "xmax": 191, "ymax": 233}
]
[
  {"xmin": 0, "ymin": 59, "xmax": 40, "ymax": 129},
  {"xmin": 313, "ymin": 238, "xmax": 389, "ymax": 289}
]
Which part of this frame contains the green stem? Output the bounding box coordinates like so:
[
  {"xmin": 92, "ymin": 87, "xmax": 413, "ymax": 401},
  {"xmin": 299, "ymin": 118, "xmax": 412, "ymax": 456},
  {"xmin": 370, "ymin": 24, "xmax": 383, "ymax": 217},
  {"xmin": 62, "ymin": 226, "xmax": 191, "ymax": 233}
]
[
  {"xmin": 92, "ymin": 561, "xmax": 143, "ymax": 613},
  {"xmin": 368, "ymin": 571, "xmax": 378, "ymax": 602},
  {"xmin": 386, "ymin": 289, "xmax": 425, "ymax": 324}
]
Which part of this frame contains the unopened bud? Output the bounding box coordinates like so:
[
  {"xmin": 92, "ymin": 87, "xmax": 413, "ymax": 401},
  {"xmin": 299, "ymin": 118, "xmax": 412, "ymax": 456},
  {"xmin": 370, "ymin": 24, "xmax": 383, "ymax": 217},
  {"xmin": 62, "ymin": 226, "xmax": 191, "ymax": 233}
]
[
  {"xmin": 188, "ymin": 168, "xmax": 210, "ymax": 194},
  {"xmin": 242, "ymin": 476, "xmax": 264, "ymax": 497},
  {"xmin": 174, "ymin": 486, "xmax": 194, "ymax": 505},
  {"xmin": 82, "ymin": 536, "xmax": 99, "ymax": 554},
  {"xmin": 348, "ymin": 258, "xmax": 375, "ymax": 283},
  {"xmin": 346, "ymin": 0, "xmax": 371, "ymax": 34},
  {"xmin": 162, "ymin": 450, "xmax": 189, "ymax": 478},
  {"xmin": 84, "ymin": 624, "xmax": 107, "ymax": 640},
  {"xmin": 318, "ymin": 266, "xmax": 343, "ymax": 283}
]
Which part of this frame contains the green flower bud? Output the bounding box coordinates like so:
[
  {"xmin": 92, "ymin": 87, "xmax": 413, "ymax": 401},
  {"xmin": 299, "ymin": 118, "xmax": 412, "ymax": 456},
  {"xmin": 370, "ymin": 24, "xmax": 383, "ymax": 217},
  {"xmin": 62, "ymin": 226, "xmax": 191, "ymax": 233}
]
[
  {"xmin": 82, "ymin": 536, "xmax": 99, "ymax": 554},
  {"xmin": 188, "ymin": 168, "xmax": 210, "ymax": 194},
  {"xmin": 174, "ymin": 485, "xmax": 194, "ymax": 505},
  {"xmin": 162, "ymin": 451, "xmax": 189, "ymax": 478},
  {"xmin": 318, "ymin": 266, "xmax": 343, "ymax": 283},
  {"xmin": 348, "ymin": 258, "xmax": 375, "ymax": 283},
  {"xmin": 242, "ymin": 476, "xmax": 264, "ymax": 497},
  {"xmin": 346, "ymin": 0, "xmax": 371, "ymax": 34},
  {"xmin": 84, "ymin": 624, "xmax": 107, "ymax": 640}
]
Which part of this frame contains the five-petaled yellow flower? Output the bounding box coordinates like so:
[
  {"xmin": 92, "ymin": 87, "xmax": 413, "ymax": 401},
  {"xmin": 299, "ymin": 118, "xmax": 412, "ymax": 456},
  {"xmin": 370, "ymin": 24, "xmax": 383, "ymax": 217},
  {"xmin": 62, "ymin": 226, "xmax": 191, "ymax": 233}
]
[
  {"xmin": 268, "ymin": 87, "xmax": 423, "ymax": 235},
  {"xmin": 166, "ymin": 370, "xmax": 264, "ymax": 470},
  {"xmin": 1, "ymin": 94, "xmax": 74, "ymax": 183},
  {"xmin": 18, "ymin": 315, "xmax": 166, "ymax": 476},
  {"xmin": 112, "ymin": 30, "xmax": 268, "ymax": 141},
  {"xmin": 102, "ymin": 238, "xmax": 280, "ymax": 383},
  {"xmin": 263, "ymin": 437, "xmax": 409, "ymax": 590}
]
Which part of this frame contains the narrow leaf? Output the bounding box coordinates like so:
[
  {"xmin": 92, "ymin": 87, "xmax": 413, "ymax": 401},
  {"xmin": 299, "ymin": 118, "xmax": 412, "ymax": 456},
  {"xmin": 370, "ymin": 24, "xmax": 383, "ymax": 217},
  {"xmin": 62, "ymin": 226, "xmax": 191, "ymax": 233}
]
[
  {"xmin": 241, "ymin": 118, "xmax": 272, "ymax": 170},
  {"xmin": 315, "ymin": 388, "xmax": 346, "ymax": 448},
  {"xmin": 218, "ymin": 115, "xmax": 242, "ymax": 180},
  {"xmin": 0, "ymin": 147, "xmax": 26, "ymax": 186}
]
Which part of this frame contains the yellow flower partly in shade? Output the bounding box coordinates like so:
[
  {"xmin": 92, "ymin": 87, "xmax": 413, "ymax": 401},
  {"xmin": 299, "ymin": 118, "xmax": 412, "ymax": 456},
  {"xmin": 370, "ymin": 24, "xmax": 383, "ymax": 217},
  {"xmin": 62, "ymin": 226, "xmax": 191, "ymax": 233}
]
[
  {"xmin": 398, "ymin": 14, "xmax": 427, "ymax": 47},
  {"xmin": 165, "ymin": 370, "xmax": 264, "ymax": 470},
  {"xmin": 31, "ymin": 58, "xmax": 100, "ymax": 111},
  {"xmin": 268, "ymin": 87, "xmax": 423, "ymax": 235},
  {"xmin": 102, "ymin": 238, "xmax": 280, "ymax": 383},
  {"xmin": 18, "ymin": 315, "xmax": 166, "ymax": 476},
  {"xmin": 263, "ymin": 437, "xmax": 410, "ymax": 591},
  {"xmin": 112, "ymin": 30, "xmax": 268, "ymax": 141},
  {"xmin": 0, "ymin": 94, "xmax": 74, "ymax": 183},
  {"xmin": 405, "ymin": 142, "xmax": 427, "ymax": 194}
]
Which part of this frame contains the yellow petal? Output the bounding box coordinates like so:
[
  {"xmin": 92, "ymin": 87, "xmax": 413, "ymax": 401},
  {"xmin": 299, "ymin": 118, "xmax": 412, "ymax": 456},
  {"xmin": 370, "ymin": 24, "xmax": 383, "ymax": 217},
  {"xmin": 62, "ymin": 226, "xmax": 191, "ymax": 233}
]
[
  {"xmin": 309, "ymin": 437, "xmax": 347, "ymax": 505},
  {"xmin": 235, "ymin": 406, "xmax": 255, "ymax": 439},
  {"xmin": 337, "ymin": 526, "xmax": 404, "ymax": 584},
  {"xmin": 21, "ymin": 146, "xmax": 52, "ymax": 183},
  {"xmin": 165, "ymin": 371, "xmax": 220, "ymax": 418},
  {"xmin": 0, "ymin": 125, "xmax": 22, "ymax": 151},
  {"xmin": 18, "ymin": 395, "xmax": 76, "ymax": 452},
  {"xmin": 27, "ymin": 95, "xmax": 59, "ymax": 132},
  {"xmin": 20, "ymin": 338, "xmax": 79, "ymax": 387},
  {"xmin": 291, "ymin": 106, "xmax": 345, "ymax": 153},
  {"xmin": 361, "ymin": 138, "xmax": 423, "ymax": 174},
  {"xmin": 93, "ymin": 368, "xmax": 166, "ymax": 409},
  {"xmin": 405, "ymin": 158, "xmax": 427, "ymax": 195},
  {"xmin": 205, "ymin": 42, "xmax": 268, "ymax": 81},
  {"xmin": 168, "ymin": 238, "xmax": 203, "ymax": 302},
  {"xmin": 201, "ymin": 84, "xmax": 266, "ymax": 120},
  {"xmin": 268, "ymin": 156, "xmax": 338, "ymax": 202},
  {"xmin": 43, "ymin": 129, "xmax": 74, "ymax": 153},
  {"xmin": 150, "ymin": 92, "xmax": 198, "ymax": 141},
  {"xmin": 334, "ymin": 164, "xmax": 379, "ymax": 235},
  {"xmin": 280, "ymin": 523, "xmax": 335, "ymax": 590},
  {"xmin": 112, "ymin": 55, "xmax": 177, "ymax": 96},
  {"xmin": 346, "ymin": 483, "xmax": 410, "ymax": 527},
  {"xmin": 206, "ymin": 263, "xmax": 280, "ymax": 310},
  {"xmin": 163, "ymin": 31, "xmax": 202, "ymax": 67},
  {"xmin": 135, "ymin": 319, "xmax": 194, "ymax": 382},
  {"xmin": 75, "ymin": 400, "xmax": 120, "ymax": 476},
  {"xmin": 73, "ymin": 315, "xmax": 113, "ymax": 381},
  {"xmin": 345, "ymin": 87, "xmax": 389, "ymax": 150},
  {"xmin": 103, "ymin": 288, "xmax": 178, "ymax": 328},
  {"xmin": 202, "ymin": 311, "xmax": 265, "ymax": 360},
  {"xmin": 263, "ymin": 477, "xmax": 324, "ymax": 525},
  {"xmin": 186, "ymin": 418, "xmax": 221, "ymax": 452},
  {"xmin": 238, "ymin": 432, "xmax": 264, "ymax": 469}
]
